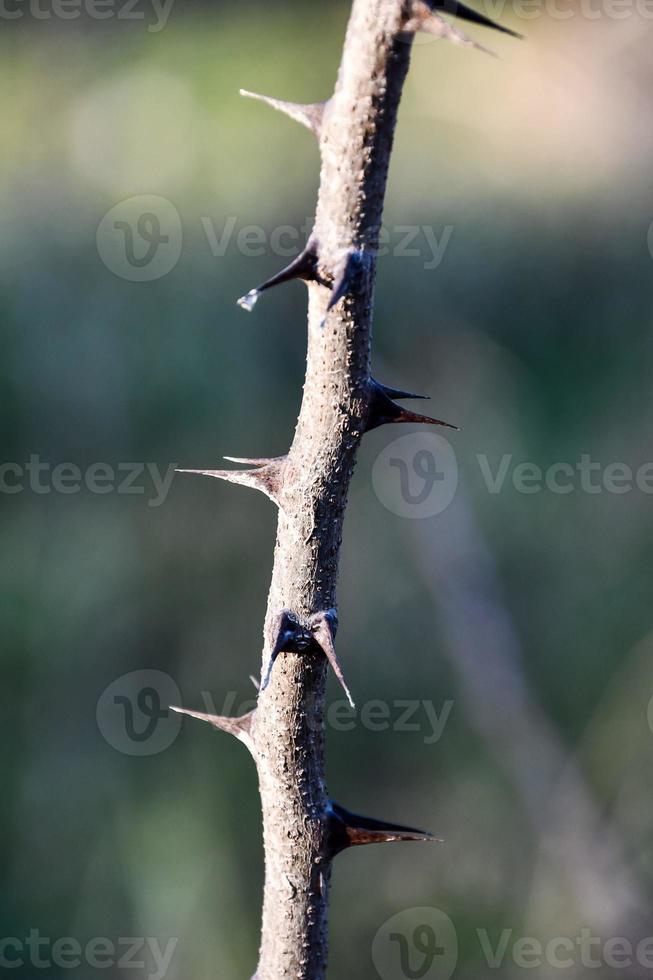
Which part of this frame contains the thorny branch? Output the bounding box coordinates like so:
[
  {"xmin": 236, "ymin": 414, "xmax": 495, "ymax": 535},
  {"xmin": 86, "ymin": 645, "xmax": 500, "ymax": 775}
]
[{"xmin": 174, "ymin": 1, "xmax": 518, "ymax": 976}]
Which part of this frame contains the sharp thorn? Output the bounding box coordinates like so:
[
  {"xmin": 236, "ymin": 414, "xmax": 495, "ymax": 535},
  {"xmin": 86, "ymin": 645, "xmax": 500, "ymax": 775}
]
[
  {"xmin": 260, "ymin": 610, "xmax": 304, "ymax": 691},
  {"xmin": 372, "ymin": 378, "xmax": 430, "ymax": 401},
  {"xmin": 325, "ymin": 249, "xmax": 367, "ymax": 315},
  {"xmin": 223, "ymin": 455, "xmax": 285, "ymax": 466},
  {"xmin": 170, "ymin": 705, "xmax": 255, "ymax": 746},
  {"xmin": 365, "ymin": 382, "xmax": 458, "ymax": 432},
  {"xmin": 424, "ymin": 12, "xmax": 497, "ymax": 55},
  {"xmin": 260, "ymin": 609, "xmax": 354, "ymax": 706},
  {"xmin": 176, "ymin": 460, "xmax": 285, "ymax": 505},
  {"xmin": 432, "ymin": 0, "xmax": 523, "ymax": 37},
  {"xmin": 403, "ymin": 0, "xmax": 498, "ymax": 55},
  {"xmin": 239, "ymin": 88, "xmax": 330, "ymax": 136},
  {"xmin": 327, "ymin": 801, "xmax": 442, "ymax": 855},
  {"xmin": 236, "ymin": 239, "xmax": 321, "ymax": 312},
  {"xmin": 310, "ymin": 610, "xmax": 355, "ymax": 709}
]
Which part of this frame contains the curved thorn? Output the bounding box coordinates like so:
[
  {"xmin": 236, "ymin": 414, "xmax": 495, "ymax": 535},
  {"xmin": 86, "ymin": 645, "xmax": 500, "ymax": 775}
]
[
  {"xmin": 237, "ymin": 240, "xmax": 321, "ymax": 312},
  {"xmin": 239, "ymin": 89, "xmax": 329, "ymax": 136},
  {"xmin": 310, "ymin": 611, "xmax": 355, "ymax": 709}
]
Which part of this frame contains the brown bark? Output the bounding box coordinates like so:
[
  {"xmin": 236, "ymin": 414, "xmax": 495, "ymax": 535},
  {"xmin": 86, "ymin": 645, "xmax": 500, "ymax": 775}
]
[
  {"xmin": 251, "ymin": 5, "xmax": 413, "ymax": 977},
  {"xmin": 175, "ymin": 0, "xmax": 517, "ymax": 975}
]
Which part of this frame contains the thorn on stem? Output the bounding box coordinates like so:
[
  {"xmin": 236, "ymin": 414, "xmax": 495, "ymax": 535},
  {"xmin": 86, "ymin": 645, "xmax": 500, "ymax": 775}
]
[
  {"xmin": 320, "ymin": 249, "xmax": 368, "ymax": 325},
  {"xmin": 365, "ymin": 379, "xmax": 458, "ymax": 432},
  {"xmin": 403, "ymin": 0, "xmax": 501, "ymax": 55},
  {"xmin": 432, "ymin": 0, "xmax": 523, "ymax": 38},
  {"xmin": 261, "ymin": 609, "xmax": 355, "ymax": 707},
  {"xmin": 237, "ymin": 239, "xmax": 322, "ymax": 312},
  {"xmin": 327, "ymin": 801, "xmax": 442, "ymax": 855},
  {"xmin": 239, "ymin": 89, "xmax": 330, "ymax": 137},
  {"xmin": 170, "ymin": 705, "xmax": 256, "ymax": 751},
  {"xmin": 372, "ymin": 379, "xmax": 430, "ymax": 401},
  {"xmin": 310, "ymin": 610, "xmax": 355, "ymax": 709},
  {"xmin": 176, "ymin": 457, "xmax": 286, "ymax": 505}
]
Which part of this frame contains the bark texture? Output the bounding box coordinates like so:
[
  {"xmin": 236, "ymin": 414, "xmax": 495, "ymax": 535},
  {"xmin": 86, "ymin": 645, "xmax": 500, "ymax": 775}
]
[
  {"xmin": 175, "ymin": 0, "xmax": 516, "ymax": 975},
  {"xmin": 251, "ymin": 5, "xmax": 413, "ymax": 977}
]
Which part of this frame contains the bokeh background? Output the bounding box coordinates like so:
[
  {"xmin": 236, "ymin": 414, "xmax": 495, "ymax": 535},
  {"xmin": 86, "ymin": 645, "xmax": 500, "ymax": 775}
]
[{"xmin": 2, "ymin": 1, "xmax": 653, "ymax": 977}]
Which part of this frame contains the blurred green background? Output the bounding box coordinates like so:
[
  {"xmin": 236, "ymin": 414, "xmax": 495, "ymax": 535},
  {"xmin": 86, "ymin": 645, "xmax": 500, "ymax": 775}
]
[{"xmin": 2, "ymin": 1, "xmax": 653, "ymax": 977}]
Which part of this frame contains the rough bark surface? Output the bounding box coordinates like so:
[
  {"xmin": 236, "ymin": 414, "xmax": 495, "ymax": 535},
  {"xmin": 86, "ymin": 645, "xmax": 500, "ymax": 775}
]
[
  {"xmin": 176, "ymin": 0, "xmax": 517, "ymax": 974},
  {"xmin": 251, "ymin": 4, "xmax": 413, "ymax": 978}
]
